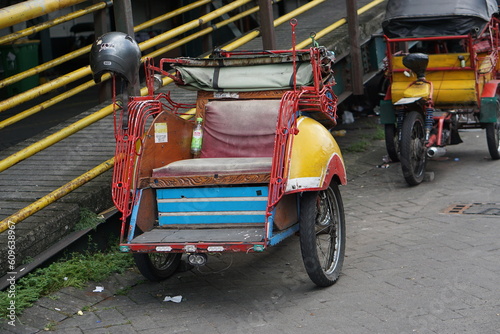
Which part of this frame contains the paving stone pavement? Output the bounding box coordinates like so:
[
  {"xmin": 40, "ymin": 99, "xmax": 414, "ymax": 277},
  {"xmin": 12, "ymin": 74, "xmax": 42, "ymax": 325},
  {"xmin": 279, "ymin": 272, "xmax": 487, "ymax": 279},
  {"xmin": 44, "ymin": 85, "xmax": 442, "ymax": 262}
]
[{"xmin": 3, "ymin": 123, "xmax": 500, "ymax": 333}]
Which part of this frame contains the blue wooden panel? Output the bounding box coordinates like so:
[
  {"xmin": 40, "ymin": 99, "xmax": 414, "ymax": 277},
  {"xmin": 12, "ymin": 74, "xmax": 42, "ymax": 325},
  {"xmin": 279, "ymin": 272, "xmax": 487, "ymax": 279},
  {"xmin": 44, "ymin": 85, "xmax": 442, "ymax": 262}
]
[
  {"xmin": 158, "ymin": 213, "xmax": 266, "ymax": 225},
  {"xmin": 156, "ymin": 186, "xmax": 269, "ymax": 226},
  {"xmin": 157, "ymin": 199, "xmax": 267, "ymax": 213},
  {"xmin": 157, "ymin": 186, "xmax": 268, "ymax": 200}
]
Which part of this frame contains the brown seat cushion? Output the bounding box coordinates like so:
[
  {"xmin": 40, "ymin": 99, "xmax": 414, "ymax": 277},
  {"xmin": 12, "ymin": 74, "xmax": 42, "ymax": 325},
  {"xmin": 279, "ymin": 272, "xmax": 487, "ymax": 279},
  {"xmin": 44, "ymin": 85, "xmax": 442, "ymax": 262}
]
[{"xmin": 152, "ymin": 157, "xmax": 272, "ymax": 177}]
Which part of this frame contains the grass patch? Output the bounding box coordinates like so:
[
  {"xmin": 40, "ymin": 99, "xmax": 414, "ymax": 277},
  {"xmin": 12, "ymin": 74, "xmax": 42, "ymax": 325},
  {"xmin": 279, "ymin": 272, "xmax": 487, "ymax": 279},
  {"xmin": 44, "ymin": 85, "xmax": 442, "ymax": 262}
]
[
  {"xmin": 43, "ymin": 320, "xmax": 57, "ymax": 331},
  {"xmin": 345, "ymin": 140, "xmax": 371, "ymax": 152},
  {"xmin": 372, "ymin": 126, "xmax": 385, "ymax": 140},
  {"xmin": 0, "ymin": 250, "xmax": 133, "ymax": 319},
  {"xmin": 74, "ymin": 208, "xmax": 105, "ymax": 231}
]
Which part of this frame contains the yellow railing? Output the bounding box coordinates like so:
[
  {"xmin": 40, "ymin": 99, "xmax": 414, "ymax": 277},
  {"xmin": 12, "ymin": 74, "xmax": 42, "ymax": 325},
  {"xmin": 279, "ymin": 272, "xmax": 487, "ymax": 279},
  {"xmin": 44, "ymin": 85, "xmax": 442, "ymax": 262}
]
[
  {"xmin": 0, "ymin": 1, "xmax": 112, "ymax": 45},
  {"xmin": 0, "ymin": 0, "xmax": 217, "ymax": 114},
  {"xmin": 0, "ymin": 0, "xmax": 88, "ymax": 30}
]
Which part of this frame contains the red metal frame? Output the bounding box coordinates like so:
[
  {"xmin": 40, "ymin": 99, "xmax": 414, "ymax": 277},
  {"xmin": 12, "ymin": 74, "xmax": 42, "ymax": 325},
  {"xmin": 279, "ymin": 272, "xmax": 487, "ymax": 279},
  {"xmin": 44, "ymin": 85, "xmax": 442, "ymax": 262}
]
[
  {"xmin": 111, "ymin": 61, "xmax": 195, "ymax": 226},
  {"xmin": 124, "ymin": 242, "xmax": 264, "ymax": 253}
]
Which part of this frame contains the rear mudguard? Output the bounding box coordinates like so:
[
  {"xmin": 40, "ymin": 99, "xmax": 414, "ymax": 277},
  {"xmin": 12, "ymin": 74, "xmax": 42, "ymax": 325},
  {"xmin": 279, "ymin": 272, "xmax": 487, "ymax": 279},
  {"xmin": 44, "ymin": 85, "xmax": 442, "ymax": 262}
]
[
  {"xmin": 380, "ymin": 98, "xmax": 396, "ymax": 124},
  {"xmin": 480, "ymin": 80, "xmax": 500, "ymax": 123},
  {"xmin": 285, "ymin": 116, "xmax": 346, "ymax": 193}
]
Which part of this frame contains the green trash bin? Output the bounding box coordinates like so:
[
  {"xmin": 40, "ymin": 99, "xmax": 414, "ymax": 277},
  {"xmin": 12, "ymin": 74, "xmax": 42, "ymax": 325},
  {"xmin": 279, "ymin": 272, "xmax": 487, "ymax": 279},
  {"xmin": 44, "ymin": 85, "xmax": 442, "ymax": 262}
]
[{"xmin": 0, "ymin": 40, "xmax": 39, "ymax": 98}]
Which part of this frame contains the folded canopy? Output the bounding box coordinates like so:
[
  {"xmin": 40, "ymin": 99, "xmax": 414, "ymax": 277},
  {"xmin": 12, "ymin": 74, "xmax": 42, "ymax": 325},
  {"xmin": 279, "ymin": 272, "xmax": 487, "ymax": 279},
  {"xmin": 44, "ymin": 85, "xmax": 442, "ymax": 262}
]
[{"xmin": 383, "ymin": 0, "xmax": 499, "ymax": 38}]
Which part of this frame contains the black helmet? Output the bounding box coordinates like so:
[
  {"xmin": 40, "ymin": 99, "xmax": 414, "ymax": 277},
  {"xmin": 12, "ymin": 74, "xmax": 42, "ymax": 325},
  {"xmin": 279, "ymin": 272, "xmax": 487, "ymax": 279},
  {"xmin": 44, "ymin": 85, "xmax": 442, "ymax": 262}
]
[{"xmin": 90, "ymin": 31, "xmax": 141, "ymax": 85}]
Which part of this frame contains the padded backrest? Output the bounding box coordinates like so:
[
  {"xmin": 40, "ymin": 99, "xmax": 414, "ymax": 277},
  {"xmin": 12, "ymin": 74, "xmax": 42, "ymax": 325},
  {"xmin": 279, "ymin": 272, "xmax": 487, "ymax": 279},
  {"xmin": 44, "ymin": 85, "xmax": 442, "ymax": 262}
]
[
  {"xmin": 175, "ymin": 62, "xmax": 313, "ymax": 91},
  {"xmin": 201, "ymin": 99, "xmax": 280, "ymax": 158}
]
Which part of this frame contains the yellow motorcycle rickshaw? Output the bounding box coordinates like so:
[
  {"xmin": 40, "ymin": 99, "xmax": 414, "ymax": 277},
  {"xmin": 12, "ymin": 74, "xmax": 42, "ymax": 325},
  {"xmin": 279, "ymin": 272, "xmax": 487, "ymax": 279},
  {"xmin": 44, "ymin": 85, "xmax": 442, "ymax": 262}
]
[{"xmin": 380, "ymin": 0, "xmax": 500, "ymax": 185}]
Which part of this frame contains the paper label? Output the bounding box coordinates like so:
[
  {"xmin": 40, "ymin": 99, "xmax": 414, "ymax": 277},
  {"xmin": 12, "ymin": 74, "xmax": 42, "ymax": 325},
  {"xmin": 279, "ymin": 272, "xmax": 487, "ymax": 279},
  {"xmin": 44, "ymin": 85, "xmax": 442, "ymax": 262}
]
[{"xmin": 154, "ymin": 123, "xmax": 168, "ymax": 143}]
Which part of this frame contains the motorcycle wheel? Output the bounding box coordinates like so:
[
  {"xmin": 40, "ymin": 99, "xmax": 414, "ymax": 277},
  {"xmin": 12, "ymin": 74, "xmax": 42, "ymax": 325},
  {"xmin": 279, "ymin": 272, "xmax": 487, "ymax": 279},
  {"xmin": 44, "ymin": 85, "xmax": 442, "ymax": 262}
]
[
  {"xmin": 299, "ymin": 181, "xmax": 345, "ymax": 287},
  {"xmin": 486, "ymin": 98, "xmax": 500, "ymax": 160},
  {"xmin": 486, "ymin": 122, "xmax": 500, "ymax": 160},
  {"xmin": 384, "ymin": 123, "xmax": 400, "ymax": 162},
  {"xmin": 400, "ymin": 111, "xmax": 427, "ymax": 186},
  {"xmin": 133, "ymin": 253, "xmax": 182, "ymax": 282}
]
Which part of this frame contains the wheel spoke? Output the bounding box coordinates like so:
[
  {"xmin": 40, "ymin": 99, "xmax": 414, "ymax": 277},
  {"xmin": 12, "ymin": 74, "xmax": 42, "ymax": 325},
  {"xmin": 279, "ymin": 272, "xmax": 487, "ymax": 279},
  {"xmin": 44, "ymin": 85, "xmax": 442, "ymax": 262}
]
[
  {"xmin": 400, "ymin": 111, "xmax": 426, "ymax": 185},
  {"xmin": 299, "ymin": 183, "xmax": 345, "ymax": 286},
  {"xmin": 315, "ymin": 191, "xmax": 339, "ymax": 273}
]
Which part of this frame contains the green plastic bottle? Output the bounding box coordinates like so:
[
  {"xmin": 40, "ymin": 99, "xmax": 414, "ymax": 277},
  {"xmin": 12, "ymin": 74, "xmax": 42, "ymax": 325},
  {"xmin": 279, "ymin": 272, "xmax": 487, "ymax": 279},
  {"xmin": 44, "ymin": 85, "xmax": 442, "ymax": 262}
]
[{"xmin": 190, "ymin": 117, "xmax": 203, "ymax": 156}]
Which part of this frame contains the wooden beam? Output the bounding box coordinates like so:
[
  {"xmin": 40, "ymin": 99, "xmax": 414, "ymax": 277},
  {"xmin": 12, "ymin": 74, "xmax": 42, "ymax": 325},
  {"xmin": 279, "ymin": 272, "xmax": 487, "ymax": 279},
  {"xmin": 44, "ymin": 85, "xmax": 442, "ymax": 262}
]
[
  {"xmin": 346, "ymin": 0, "xmax": 364, "ymax": 95},
  {"xmin": 258, "ymin": 0, "xmax": 276, "ymax": 49}
]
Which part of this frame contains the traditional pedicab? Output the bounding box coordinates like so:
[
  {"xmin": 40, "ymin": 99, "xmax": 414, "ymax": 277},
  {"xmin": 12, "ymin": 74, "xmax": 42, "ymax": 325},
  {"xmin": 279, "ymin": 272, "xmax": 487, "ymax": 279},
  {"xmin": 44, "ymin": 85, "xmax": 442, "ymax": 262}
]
[
  {"xmin": 90, "ymin": 23, "xmax": 347, "ymax": 287},
  {"xmin": 379, "ymin": 0, "xmax": 500, "ymax": 185}
]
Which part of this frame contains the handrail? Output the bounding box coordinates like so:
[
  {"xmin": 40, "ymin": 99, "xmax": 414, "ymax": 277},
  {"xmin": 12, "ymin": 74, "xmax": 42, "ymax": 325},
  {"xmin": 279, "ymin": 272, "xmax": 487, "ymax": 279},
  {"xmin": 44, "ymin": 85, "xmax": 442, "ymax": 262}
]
[
  {"xmin": 0, "ymin": 0, "xmax": 88, "ymax": 30},
  {"xmin": 0, "ymin": 79, "xmax": 98, "ymax": 130},
  {"xmin": 222, "ymin": 0, "xmax": 327, "ymax": 51},
  {"xmin": 0, "ymin": 46, "xmax": 91, "ymax": 90},
  {"xmin": 0, "ymin": 0, "xmax": 214, "ymax": 90},
  {"xmin": 138, "ymin": 0, "xmax": 253, "ymax": 52},
  {"xmin": 295, "ymin": 0, "xmax": 386, "ymax": 49},
  {"xmin": 145, "ymin": 6, "xmax": 261, "ymax": 59},
  {"xmin": 0, "ymin": 158, "xmax": 115, "ymax": 233},
  {"xmin": 0, "ymin": 96, "xmax": 114, "ymax": 173},
  {"xmin": 133, "ymin": 0, "xmax": 212, "ymax": 33},
  {"xmin": 0, "ymin": 1, "xmax": 112, "ymax": 45}
]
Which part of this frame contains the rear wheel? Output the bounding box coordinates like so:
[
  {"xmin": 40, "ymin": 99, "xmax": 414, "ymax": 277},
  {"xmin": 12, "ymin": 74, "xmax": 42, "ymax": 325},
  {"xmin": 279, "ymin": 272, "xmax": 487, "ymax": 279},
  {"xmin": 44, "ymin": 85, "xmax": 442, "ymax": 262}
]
[
  {"xmin": 486, "ymin": 122, "xmax": 500, "ymax": 160},
  {"xmin": 384, "ymin": 123, "xmax": 400, "ymax": 162},
  {"xmin": 485, "ymin": 98, "xmax": 500, "ymax": 160},
  {"xmin": 134, "ymin": 253, "xmax": 182, "ymax": 281},
  {"xmin": 299, "ymin": 182, "xmax": 345, "ymax": 287},
  {"xmin": 400, "ymin": 111, "xmax": 427, "ymax": 186}
]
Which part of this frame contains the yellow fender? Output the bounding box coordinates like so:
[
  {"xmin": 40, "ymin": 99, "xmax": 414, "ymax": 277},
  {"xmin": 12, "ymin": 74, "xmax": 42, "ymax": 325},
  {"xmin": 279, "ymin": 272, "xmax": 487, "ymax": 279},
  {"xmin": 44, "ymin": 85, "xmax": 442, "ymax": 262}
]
[{"xmin": 285, "ymin": 116, "xmax": 346, "ymax": 193}]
